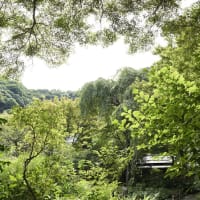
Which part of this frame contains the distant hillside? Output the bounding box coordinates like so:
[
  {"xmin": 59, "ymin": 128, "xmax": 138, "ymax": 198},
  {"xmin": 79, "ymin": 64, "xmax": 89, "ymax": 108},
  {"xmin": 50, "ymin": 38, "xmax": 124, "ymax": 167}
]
[{"xmin": 0, "ymin": 79, "xmax": 77, "ymax": 113}]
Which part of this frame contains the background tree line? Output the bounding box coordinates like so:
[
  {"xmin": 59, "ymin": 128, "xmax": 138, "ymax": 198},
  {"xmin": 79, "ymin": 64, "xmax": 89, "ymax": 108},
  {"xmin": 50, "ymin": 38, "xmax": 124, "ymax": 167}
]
[{"xmin": 0, "ymin": 78, "xmax": 77, "ymax": 113}]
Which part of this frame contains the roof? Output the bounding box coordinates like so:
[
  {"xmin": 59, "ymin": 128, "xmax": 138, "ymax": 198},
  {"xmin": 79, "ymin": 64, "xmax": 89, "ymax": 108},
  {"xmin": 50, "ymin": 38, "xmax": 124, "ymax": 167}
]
[{"xmin": 137, "ymin": 155, "xmax": 174, "ymax": 169}]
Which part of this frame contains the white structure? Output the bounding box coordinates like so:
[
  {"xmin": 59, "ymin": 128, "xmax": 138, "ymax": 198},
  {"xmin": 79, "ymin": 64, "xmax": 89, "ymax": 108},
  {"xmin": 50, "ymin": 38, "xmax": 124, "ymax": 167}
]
[{"xmin": 137, "ymin": 155, "xmax": 174, "ymax": 169}]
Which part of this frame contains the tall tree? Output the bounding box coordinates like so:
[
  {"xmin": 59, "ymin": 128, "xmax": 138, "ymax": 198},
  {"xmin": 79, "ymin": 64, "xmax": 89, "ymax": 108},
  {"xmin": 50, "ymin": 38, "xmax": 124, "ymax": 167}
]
[
  {"xmin": 0, "ymin": 98, "xmax": 78, "ymax": 199},
  {"xmin": 80, "ymin": 67, "xmax": 147, "ymax": 118},
  {"xmin": 119, "ymin": 2, "xmax": 200, "ymax": 183},
  {"xmin": 78, "ymin": 68, "xmax": 147, "ymax": 188}
]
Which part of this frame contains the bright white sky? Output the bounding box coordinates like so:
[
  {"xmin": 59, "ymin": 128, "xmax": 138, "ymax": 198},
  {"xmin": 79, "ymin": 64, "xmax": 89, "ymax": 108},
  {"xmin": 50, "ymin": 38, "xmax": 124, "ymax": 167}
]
[
  {"xmin": 22, "ymin": 40, "xmax": 160, "ymax": 91},
  {"xmin": 21, "ymin": 0, "xmax": 198, "ymax": 91}
]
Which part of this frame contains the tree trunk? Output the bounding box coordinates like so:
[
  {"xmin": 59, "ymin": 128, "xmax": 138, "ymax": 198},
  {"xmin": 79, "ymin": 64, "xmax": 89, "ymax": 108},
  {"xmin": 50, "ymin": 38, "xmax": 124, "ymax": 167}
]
[{"xmin": 23, "ymin": 158, "xmax": 37, "ymax": 200}]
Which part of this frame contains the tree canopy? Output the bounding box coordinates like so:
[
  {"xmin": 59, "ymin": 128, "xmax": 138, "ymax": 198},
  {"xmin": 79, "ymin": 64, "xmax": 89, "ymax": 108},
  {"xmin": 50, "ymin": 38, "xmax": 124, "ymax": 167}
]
[
  {"xmin": 0, "ymin": 0, "xmax": 182, "ymax": 77},
  {"xmin": 1, "ymin": 1, "xmax": 200, "ymax": 199},
  {"xmin": 118, "ymin": 1, "xmax": 200, "ymax": 181}
]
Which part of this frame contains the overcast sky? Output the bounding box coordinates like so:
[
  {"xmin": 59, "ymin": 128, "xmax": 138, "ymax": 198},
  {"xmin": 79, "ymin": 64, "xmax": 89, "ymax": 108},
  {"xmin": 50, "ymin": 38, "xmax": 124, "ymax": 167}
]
[
  {"xmin": 21, "ymin": 0, "xmax": 198, "ymax": 91},
  {"xmin": 22, "ymin": 40, "xmax": 160, "ymax": 91}
]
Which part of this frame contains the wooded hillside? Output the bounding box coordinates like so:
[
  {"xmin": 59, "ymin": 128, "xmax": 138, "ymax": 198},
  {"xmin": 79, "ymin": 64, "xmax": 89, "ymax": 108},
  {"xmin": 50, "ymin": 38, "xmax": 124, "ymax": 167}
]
[{"xmin": 0, "ymin": 79, "xmax": 76, "ymax": 113}]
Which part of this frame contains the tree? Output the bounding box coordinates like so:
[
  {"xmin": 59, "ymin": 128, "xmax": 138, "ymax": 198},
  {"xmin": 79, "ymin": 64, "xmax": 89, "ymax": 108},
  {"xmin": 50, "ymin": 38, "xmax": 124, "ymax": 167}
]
[
  {"xmin": 78, "ymin": 68, "xmax": 148, "ymax": 188},
  {"xmin": 80, "ymin": 67, "xmax": 147, "ymax": 117},
  {"xmin": 0, "ymin": 79, "xmax": 76, "ymax": 113},
  {"xmin": 0, "ymin": 0, "xmax": 182, "ymax": 77},
  {"xmin": 118, "ymin": 3, "xmax": 200, "ymax": 184},
  {"xmin": 0, "ymin": 98, "xmax": 79, "ymax": 200},
  {"xmin": 155, "ymin": 1, "xmax": 200, "ymax": 79},
  {"xmin": 80, "ymin": 78, "xmax": 113, "ymax": 117}
]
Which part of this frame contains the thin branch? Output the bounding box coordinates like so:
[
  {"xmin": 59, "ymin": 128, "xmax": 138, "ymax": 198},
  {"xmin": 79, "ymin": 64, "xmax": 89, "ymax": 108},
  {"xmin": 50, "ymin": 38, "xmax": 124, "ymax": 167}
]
[
  {"xmin": 31, "ymin": 0, "xmax": 37, "ymax": 30},
  {"xmin": 23, "ymin": 125, "xmax": 49, "ymax": 200},
  {"xmin": 23, "ymin": 128, "xmax": 37, "ymax": 200},
  {"xmin": 99, "ymin": 0, "xmax": 104, "ymax": 24}
]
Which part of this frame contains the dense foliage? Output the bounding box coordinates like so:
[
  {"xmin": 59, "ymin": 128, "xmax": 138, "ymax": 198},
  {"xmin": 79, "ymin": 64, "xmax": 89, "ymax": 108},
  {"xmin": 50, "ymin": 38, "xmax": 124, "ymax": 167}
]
[
  {"xmin": 0, "ymin": 0, "xmax": 181, "ymax": 78},
  {"xmin": 1, "ymin": 65, "xmax": 196, "ymax": 199},
  {"xmin": 1, "ymin": 0, "xmax": 200, "ymax": 199},
  {"xmin": 116, "ymin": 0, "xmax": 200, "ymax": 195},
  {"xmin": 0, "ymin": 78, "xmax": 76, "ymax": 113},
  {"xmin": 0, "ymin": 68, "xmax": 149, "ymax": 200}
]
